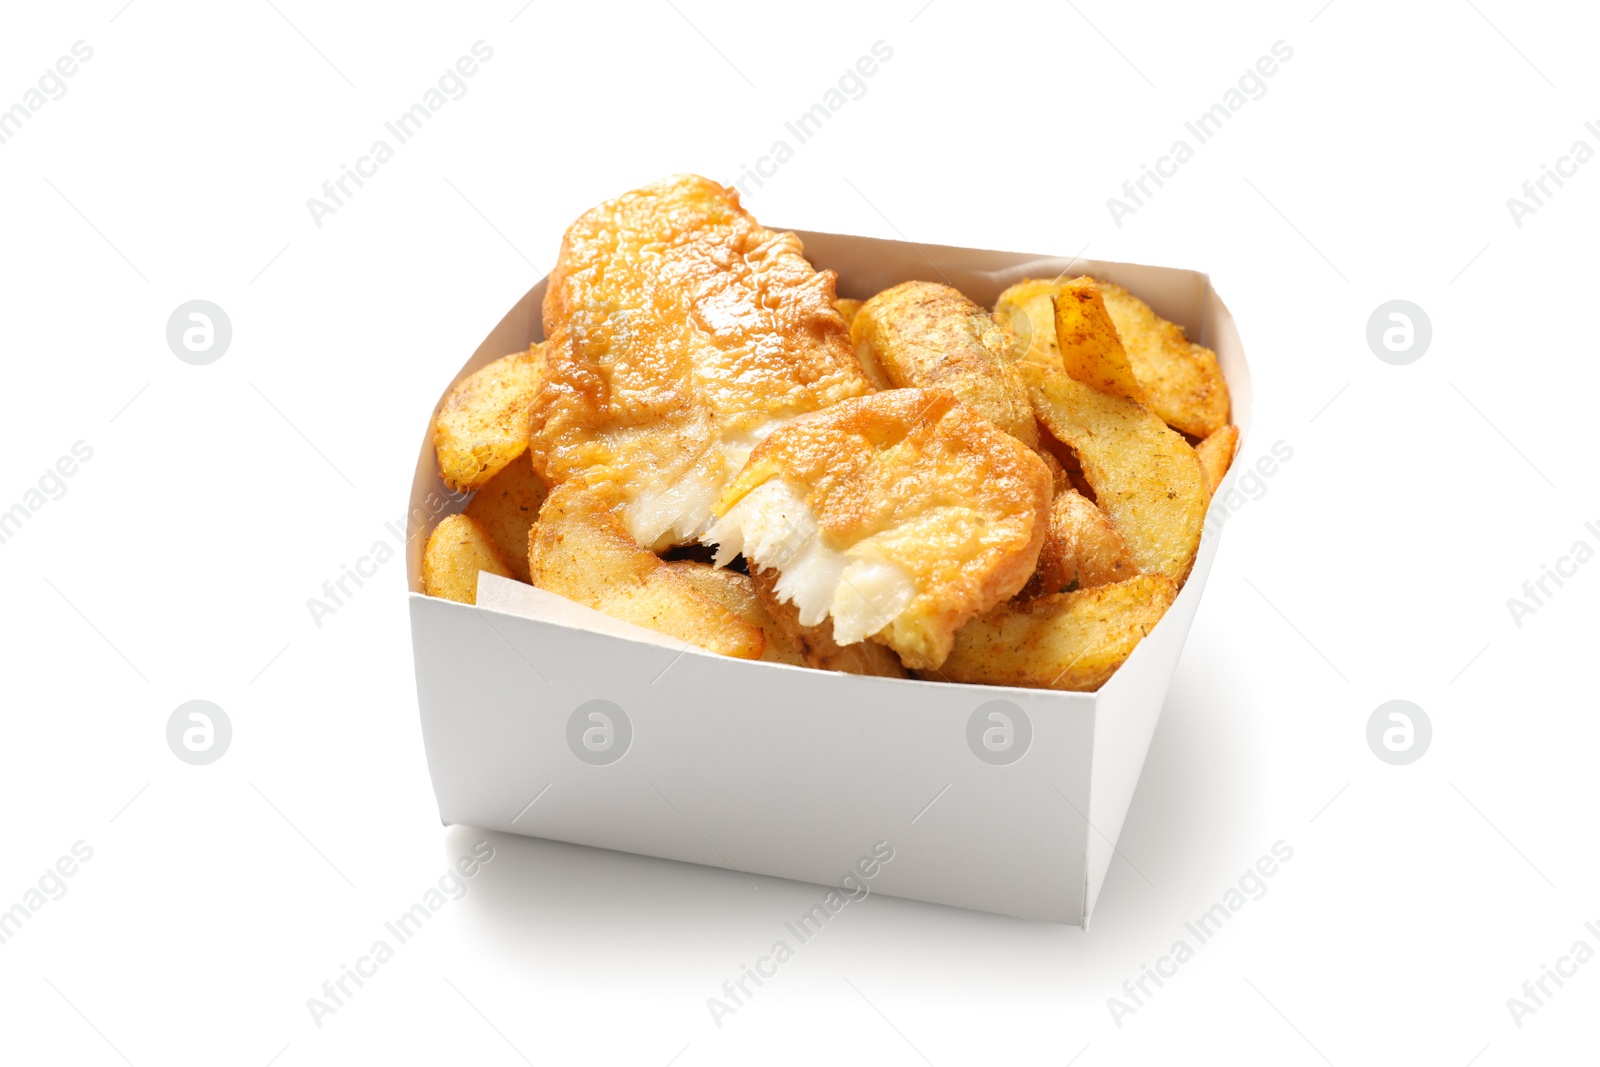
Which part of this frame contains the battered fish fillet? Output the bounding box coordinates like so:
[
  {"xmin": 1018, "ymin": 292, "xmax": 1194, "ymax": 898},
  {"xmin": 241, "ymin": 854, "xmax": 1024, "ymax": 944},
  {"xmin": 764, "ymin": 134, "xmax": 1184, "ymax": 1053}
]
[
  {"xmin": 531, "ymin": 174, "xmax": 873, "ymax": 550},
  {"xmin": 705, "ymin": 388, "xmax": 1052, "ymax": 671},
  {"xmin": 851, "ymin": 281, "xmax": 1039, "ymax": 448}
]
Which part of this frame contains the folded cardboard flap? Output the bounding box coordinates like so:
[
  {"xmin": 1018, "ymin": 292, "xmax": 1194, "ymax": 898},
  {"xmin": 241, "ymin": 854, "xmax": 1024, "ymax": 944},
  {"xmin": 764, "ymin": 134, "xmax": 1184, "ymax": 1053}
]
[{"xmin": 408, "ymin": 231, "xmax": 1251, "ymax": 924}]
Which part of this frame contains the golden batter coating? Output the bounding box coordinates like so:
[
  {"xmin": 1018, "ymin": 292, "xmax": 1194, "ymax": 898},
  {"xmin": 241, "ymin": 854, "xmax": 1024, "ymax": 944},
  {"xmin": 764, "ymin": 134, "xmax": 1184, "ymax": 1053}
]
[
  {"xmin": 532, "ymin": 174, "xmax": 872, "ymax": 550},
  {"xmin": 851, "ymin": 281, "xmax": 1038, "ymax": 447},
  {"xmin": 706, "ymin": 388, "xmax": 1052, "ymax": 671}
]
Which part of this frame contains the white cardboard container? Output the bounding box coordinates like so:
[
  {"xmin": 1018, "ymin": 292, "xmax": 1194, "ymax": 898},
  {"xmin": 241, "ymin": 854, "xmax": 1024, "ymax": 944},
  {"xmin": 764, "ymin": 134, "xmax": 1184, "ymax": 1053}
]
[{"xmin": 407, "ymin": 231, "xmax": 1251, "ymax": 925}]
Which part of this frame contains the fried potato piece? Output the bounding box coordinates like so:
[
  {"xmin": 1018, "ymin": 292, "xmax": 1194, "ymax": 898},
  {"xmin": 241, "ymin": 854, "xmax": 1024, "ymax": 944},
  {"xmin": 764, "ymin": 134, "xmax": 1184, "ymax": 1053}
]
[
  {"xmin": 749, "ymin": 567, "xmax": 909, "ymax": 676},
  {"xmin": 1023, "ymin": 365, "xmax": 1207, "ymax": 584},
  {"xmin": 1195, "ymin": 424, "xmax": 1239, "ymax": 496},
  {"xmin": 852, "ymin": 281, "xmax": 1038, "ymax": 447},
  {"xmin": 1023, "ymin": 489, "xmax": 1135, "ymax": 598},
  {"xmin": 707, "ymin": 388, "xmax": 1051, "ymax": 671},
  {"xmin": 666, "ymin": 561, "xmax": 807, "ymax": 666},
  {"xmin": 434, "ymin": 344, "xmax": 546, "ymax": 492},
  {"xmin": 1053, "ymin": 278, "xmax": 1144, "ymax": 403},
  {"xmin": 1096, "ymin": 281, "xmax": 1229, "ymax": 438},
  {"xmin": 529, "ymin": 481, "xmax": 766, "ymax": 659},
  {"xmin": 995, "ymin": 278, "xmax": 1068, "ymax": 369},
  {"xmin": 462, "ymin": 454, "xmax": 548, "ymax": 582},
  {"xmin": 834, "ymin": 298, "xmax": 864, "ymax": 332},
  {"xmin": 939, "ymin": 574, "xmax": 1177, "ymax": 691},
  {"xmin": 422, "ymin": 514, "xmax": 516, "ymax": 605}
]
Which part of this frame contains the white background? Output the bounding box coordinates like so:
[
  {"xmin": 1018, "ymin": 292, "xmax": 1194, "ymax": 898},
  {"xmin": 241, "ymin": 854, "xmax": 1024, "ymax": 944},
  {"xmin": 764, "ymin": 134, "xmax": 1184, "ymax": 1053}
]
[{"xmin": 2, "ymin": 1, "xmax": 1596, "ymax": 1064}]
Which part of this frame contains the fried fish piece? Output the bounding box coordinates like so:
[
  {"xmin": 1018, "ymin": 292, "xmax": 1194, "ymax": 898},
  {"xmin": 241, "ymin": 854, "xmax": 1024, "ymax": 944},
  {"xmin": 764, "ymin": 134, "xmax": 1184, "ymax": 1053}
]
[
  {"xmin": 1022, "ymin": 488, "xmax": 1135, "ymax": 598},
  {"xmin": 939, "ymin": 574, "xmax": 1177, "ymax": 691},
  {"xmin": 463, "ymin": 454, "xmax": 548, "ymax": 582},
  {"xmin": 532, "ymin": 174, "xmax": 873, "ymax": 551},
  {"xmin": 852, "ymin": 281, "xmax": 1038, "ymax": 447},
  {"xmin": 705, "ymin": 388, "xmax": 1051, "ymax": 671},
  {"xmin": 1195, "ymin": 424, "xmax": 1240, "ymax": 496},
  {"xmin": 422, "ymin": 514, "xmax": 515, "ymax": 605},
  {"xmin": 749, "ymin": 567, "xmax": 909, "ymax": 677},
  {"xmin": 1095, "ymin": 281, "xmax": 1229, "ymax": 438},
  {"xmin": 434, "ymin": 344, "xmax": 546, "ymax": 492},
  {"xmin": 528, "ymin": 480, "xmax": 766, "ymax": 659}
]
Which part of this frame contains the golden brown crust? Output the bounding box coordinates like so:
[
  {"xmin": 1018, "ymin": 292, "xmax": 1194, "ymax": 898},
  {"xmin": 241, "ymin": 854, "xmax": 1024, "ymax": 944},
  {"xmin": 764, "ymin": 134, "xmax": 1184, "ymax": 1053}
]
[
  {"xmin": 939, "ymin": 574, "xmax": 1177, "ymax": 691},
  {"xmin": 1053, "ymin": 277, "xmax": 1145, "ymax": 403},
  {"xmin": 717, "ymin": 388, "xmax": 1052, "ymax": 669},
  {"xmin": 749, "ymin": 568, "xmax": 909, "ymax": 676},
  {"xmin": 666, "ymin": 561, "xmax": 808, "ymax": 666},
  {"xmin": 852, "ymin": 281, "xmax": 1038, "ymax": 447},
  {"xmin": 531, "ymin": 175, "xmax": 872, "ymax": 546}
]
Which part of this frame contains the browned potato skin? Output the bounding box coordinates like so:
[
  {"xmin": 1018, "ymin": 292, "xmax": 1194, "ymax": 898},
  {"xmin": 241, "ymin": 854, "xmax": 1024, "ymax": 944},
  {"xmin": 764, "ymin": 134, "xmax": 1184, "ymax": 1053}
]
[
  {"xmin": 666, "ymin": 561, "xmax": 807, "ymax": 666},
  {"xmin": 1096, "ymin": 282, "xmax": 1229, "ymax": 438},
  {"xmin": 1023, "ymin": 364, "xmax": 1207, "ymax": 585},
  {"xmin": 1053, "ymin": 278, "xmax": 1145, "ymax": 403},
  {"xmin": 852, "ymin": 281, "xmax": 1039, "ymax": 448},
  {"xmin": 939, "ymin": 574, "xmax": 1177, "ymax": 691},
  {"xmin": 1195, "ymin": 425, "xmax": 1240, "ymax": 496},
  {"xmin": 434, "ymin": 344, "xmax": 546, "ymax": 492},
  {"xmin": 1023, "ymin": 489, "xmax": 1135, "ymax": 598},
  {"xmin": 422, "ymin": 514, "xmax": 515, "ymax": 605},
  {"xmin": 528, "ymin": 481, "xmax": 766, "ymax": 659},
  {"xmin": 747, "ymin": 568, "xmax": 910, "ymax": 677},
  {"xmin": 463, "ymin": 454, "xmax": 548, "ymax": 582}
]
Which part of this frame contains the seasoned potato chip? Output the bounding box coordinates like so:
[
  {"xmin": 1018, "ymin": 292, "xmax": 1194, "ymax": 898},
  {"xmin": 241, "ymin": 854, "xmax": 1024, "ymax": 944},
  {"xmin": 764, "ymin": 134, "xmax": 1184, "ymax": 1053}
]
[
  {"xmin": 434, "ymin": 343, "xmax": 546, "ymax": 492},
  {"xmin": 1023, "ymin": 364, "xmax": 1207, "ymax": 584},
  {"xmin": 1096, "ymin": 282, "xmax": 1229, "ymax": 438},
  {"xmin": 940, "ymin": 574, "xmax": 1176, "ymax": 691},
  {"xmin": 1023, "ymin": 489, "xmax": 1135, "ymax": 598},
  {"xmin": 422, "ymin": 514, "xmax": 515, "ymax": 605},
  {"xmin": 1195, "ymin": 424, "xmax": 1239, "ymax": 496},
  {"xmin": 852, "ymin": 281, "xmax": 1038, "ymax": 447},
  {"xmin": 529, "ymin": 480, "xmax": 766, "ymax": 658},
  {"xmin": 1053, "ymin": 278, "xmax": 1144, "ymax": 403},
  {"xmin": 463, "ymin": 454, "xmax": 548, "ymax": 582},
  {"xmin": 748, "ymin": 567, "xmax": 909, "ymax": 677},
  {"xmin": 666, "ymin": 561, "xmax": 807, "ymax": 666}
]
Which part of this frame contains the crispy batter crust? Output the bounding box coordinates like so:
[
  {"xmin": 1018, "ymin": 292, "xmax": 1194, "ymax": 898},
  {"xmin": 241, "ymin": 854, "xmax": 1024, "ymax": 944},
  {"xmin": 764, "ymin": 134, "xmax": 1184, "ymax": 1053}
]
[
  {"xmin": 532, "ymin": 174, "xmax": 872, "ymax": 546},
  {"xmin": 716, "ymin": 388, "xmax": 1052, "ymax": 669}
]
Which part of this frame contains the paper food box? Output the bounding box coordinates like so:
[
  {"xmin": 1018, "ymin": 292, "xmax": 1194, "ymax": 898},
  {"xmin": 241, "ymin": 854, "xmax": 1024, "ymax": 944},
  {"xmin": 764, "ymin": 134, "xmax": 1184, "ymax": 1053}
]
[{"xmin": 407, "ymin": 230, "xmax": 1251, "ymax": 925}]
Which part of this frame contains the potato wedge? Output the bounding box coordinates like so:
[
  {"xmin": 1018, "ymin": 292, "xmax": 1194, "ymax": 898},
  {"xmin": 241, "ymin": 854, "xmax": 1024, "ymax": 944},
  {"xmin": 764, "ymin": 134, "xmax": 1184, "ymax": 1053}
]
[
  {"xmin": 834, "ymin": 298, "xmax": 864, "ymax": 332},
  {"xmin": 1195, "ymin": 425, "xmax": 1239, "ymax": 496},
  {"xmin": 1023, "ymin": 364, "xmax": 1207, "ymax": 584},
  {"xmin": 434, "ymin": 343, "xmax": 546, "ymax": 492},
  {"xmin": 1096, "ymin": 282, "xmax": 1229, "ymax": 438},
  {"xmin": 1053, "ymin": 278, "xmax": 1144, "ymax": 403},
  {"xmin": 852, "ymin": 281, "xmax": 1038, "ymax": 447},
  {"xmin": 666, "ymin": 561, "xmax": 807, "ymax": 666},
  {"xmin": 422, "ymin": 514, "xmax": 515, "ymax": 605},
  {"xmin": 939, "ymin": 574, "xmax": 1176, "ymax": 691},
  {"xmin": 528, "ymin": 480, "xmax": 765, "ymax": 659},
  {"xmin": 749, "ymin": 568, "xmax": 909, "ymax": 677},
  {"xmin": 995, "ymin": 278, "xmax": 1068, "ymax": 370},
  {"xmin": 1023, "ymin": 489, "xmax": 1135, "ymax": 598},
  {"xmin": 463, "ymin": 454, "xmax": 548, "ymax": 582}
]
